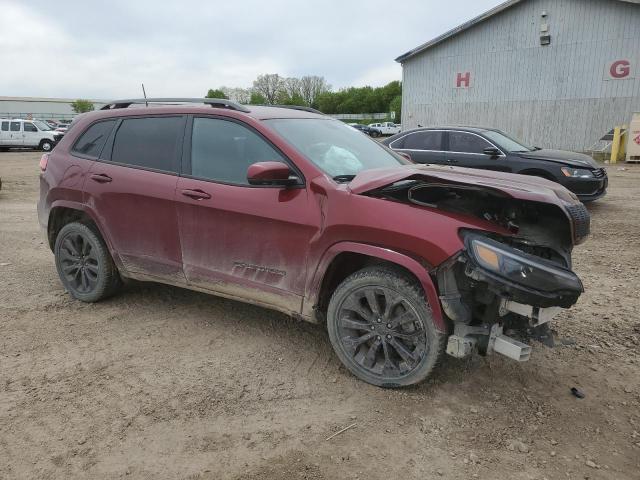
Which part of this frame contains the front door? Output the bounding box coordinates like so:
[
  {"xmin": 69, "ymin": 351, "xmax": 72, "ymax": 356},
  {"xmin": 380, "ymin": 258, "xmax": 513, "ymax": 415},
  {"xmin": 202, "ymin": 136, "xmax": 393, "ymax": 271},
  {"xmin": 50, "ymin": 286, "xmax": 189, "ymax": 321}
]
[
  {"xmin": 176, "ymin": 116, "xmax": 317, "ymax": 314},
  {"xmin": 445, "ymin": 131, "xmax": 511, "ymax": 172},
  {"xmin": 84, "ymin": 115, "xmax": 186, "ymax": 281},
  {"xmin": 22, "ymin": 121, "xmax": 41, "ymax": 147},
  {"xmin": 390, "ymin": 130, "xmax": 445, "ymax": 164}
]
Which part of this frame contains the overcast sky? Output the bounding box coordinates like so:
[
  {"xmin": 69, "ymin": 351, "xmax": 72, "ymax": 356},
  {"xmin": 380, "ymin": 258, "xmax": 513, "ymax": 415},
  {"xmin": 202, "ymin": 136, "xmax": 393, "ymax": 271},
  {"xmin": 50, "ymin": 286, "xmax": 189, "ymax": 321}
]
[{"xmin": 0, "ymin": 0, "xmax": 501, "ymax": 99}]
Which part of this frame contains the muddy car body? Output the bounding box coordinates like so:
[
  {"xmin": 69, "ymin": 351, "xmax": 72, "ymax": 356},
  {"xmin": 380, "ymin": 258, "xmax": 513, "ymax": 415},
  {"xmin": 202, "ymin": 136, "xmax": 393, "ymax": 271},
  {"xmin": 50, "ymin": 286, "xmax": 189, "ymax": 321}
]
[{"xmin": 38, "ymin": 98, "xmax": 589, "ymax": 387}]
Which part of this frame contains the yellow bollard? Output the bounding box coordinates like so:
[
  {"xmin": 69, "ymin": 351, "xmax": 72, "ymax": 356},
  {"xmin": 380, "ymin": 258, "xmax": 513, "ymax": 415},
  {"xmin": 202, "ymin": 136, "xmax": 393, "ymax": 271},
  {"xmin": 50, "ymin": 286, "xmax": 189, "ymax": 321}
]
[{"xmin": 610, "ymin": 126, "xmax": 621, "ymax": 164}]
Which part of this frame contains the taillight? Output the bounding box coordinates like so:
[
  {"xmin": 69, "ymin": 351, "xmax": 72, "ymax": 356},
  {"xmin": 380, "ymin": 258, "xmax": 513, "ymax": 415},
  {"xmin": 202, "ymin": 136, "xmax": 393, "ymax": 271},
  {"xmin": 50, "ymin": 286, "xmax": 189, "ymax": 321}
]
[{"xmin": 39, "ymin": 153, "xmax": 49, "ymax": 171}]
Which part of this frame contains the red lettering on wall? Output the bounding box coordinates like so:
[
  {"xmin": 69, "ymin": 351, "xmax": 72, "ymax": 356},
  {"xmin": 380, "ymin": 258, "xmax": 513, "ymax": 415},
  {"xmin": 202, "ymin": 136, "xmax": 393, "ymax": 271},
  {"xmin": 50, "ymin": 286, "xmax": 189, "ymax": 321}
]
[
  {"xmin": 456, "ymin": 72, "xmax": 471, "ymax": 88},
  {"xmin": 610, "ymin": 60, "xmax": 630, "ymax": 79}
]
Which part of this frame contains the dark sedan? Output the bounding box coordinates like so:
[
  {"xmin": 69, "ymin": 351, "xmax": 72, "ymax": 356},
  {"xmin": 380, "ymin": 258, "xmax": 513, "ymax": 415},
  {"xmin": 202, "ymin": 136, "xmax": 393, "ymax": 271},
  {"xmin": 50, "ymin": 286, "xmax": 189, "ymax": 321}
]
[
  {"xmin": 382, "ymin": 127, "xmax": 607, "ymax": 202},
  {"xmin": 348, "ymin": 123, "xmax": 382, "ymax": 138}
]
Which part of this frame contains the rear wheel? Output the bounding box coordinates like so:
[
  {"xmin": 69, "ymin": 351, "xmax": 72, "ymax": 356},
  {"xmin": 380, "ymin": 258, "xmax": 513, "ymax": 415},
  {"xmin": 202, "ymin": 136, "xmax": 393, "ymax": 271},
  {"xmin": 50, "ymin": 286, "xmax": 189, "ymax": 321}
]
[
  {"xmin": 327, "ymin": 266, "xmax": 444, "ymax": 387},
  {"xmin": 54, "ymin": 222, "xmax": 121, "ymax": 302}
]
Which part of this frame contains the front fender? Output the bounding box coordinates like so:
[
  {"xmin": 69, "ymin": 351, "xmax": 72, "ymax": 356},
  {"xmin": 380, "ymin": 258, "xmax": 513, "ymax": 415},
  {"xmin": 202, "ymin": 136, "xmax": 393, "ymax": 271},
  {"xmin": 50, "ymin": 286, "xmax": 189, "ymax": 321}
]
[{"xmin": 304, "ymin": 241, "xmax": 447, "ymax": 332}]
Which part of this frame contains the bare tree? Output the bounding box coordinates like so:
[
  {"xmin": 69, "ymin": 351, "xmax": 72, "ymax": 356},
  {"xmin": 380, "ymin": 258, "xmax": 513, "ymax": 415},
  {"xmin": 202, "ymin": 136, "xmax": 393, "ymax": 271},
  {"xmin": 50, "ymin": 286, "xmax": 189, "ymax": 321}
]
[
  {"xmin": 282, "ymin": 77, "xmax": 302, "ymax": 99},
  {"xmin": 299, "ymin": 76, "xmax": 330, "ymax": 106},
  {"xmin": 221, "ymin": 87, "xmax": 251, "ymax": 104},
  {"xmin": 252, "ymin": 74, "xmax": 284, "ymax": 104}
]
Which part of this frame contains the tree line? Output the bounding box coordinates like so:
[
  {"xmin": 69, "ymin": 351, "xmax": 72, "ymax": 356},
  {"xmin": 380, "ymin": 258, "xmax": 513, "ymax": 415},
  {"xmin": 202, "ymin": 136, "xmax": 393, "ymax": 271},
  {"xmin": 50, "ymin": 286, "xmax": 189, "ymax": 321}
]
[
  {"xmin": 70, "ymin": 75, "xmax": 402, "ymax": 119},
  {"xmin": 207, "ymin": 74, "xmax": 401, "ymax": 118}
]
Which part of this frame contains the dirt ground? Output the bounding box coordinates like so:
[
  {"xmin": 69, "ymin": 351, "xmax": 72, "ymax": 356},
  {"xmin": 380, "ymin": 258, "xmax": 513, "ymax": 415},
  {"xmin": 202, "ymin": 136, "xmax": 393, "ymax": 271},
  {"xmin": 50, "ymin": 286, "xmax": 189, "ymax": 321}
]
[{"xmin": 0, "ymin": 151, "xmax": 639, "ymax": 480}]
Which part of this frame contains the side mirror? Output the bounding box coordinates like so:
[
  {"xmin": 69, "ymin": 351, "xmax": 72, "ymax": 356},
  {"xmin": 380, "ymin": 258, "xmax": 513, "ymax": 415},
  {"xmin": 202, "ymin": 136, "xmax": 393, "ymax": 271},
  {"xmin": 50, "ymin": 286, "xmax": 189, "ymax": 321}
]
[
  {"xmin": 483, "ymin": 147, "xmax": 501, "ymax": 157},
  {"xmin": 247, "ymin": 161, "xmax": 300, "ymax": 187},
  {"xmin": 396, "ymin": 151, "xmax": 412, "ymax": 162}
]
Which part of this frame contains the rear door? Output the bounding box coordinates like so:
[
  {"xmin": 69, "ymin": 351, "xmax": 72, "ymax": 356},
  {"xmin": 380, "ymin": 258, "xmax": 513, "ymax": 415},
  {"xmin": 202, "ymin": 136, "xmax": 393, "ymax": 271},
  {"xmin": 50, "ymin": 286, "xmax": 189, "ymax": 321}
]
[
  {"xmin": 0, "ymin": 121, "xmax": 9, "ymax": 144},
  {"xmin": 389, "ymin": 130, "xmax": 445, "ymax": 164},
  {"xmin": 8, "ymin": 121, "xmax": 23, "ymax": 146},
  {"xmin": 22, "ymin": 121, "xmax": 41, "ymax": 147},
  {"xmin": 176, "ymin": 116, "xmax": 317, "ymax": 314},
  {"xmin": 445, "ymin": 131, "xmax": 511, "ymax": 171},
  {"xmin": 84, "ymin": 115, "xmax": 186, "ymax": 281}
]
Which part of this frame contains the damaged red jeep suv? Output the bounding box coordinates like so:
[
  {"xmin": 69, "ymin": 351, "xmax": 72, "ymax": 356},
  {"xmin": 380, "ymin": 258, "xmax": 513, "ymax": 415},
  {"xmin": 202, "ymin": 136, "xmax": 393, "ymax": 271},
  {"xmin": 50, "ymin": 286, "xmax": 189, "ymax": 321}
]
[{"xmin": 38, "ymin": 98, "xmax": 589, "ymax": 387}]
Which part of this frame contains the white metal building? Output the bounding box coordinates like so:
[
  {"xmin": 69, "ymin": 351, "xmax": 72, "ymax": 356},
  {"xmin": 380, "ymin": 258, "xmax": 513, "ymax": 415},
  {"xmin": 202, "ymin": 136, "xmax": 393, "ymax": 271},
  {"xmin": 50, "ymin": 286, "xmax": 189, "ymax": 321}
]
[
  {"xmin": 0, "ymin": 97, "xmax": 106, "ymax": 121},
  {"xmin": 396, "ymin": 0, "xmax": 640, "ymax": 151}
]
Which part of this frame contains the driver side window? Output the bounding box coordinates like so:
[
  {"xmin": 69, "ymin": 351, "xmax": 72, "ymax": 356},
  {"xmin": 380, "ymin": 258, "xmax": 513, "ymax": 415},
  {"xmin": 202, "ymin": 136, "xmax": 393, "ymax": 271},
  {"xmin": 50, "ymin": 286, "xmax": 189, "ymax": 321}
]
[
  {"xmin": 448, "ymin": 132, "xmax": 492, "ymax": 154},
  {"xmin": 190, "ymin": 118, "xmax": 286, "ymax": 185},
  {"xmin": 24, "ymin": 122, "xmax": 37, "ymax": 132}
]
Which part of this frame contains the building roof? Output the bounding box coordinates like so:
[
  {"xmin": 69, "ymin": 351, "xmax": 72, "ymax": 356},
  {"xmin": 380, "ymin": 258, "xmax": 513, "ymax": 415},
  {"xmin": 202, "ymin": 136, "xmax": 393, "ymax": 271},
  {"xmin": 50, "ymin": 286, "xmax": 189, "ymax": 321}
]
[
  {"xmin": 0, "ymin": 96, "xmax": 107, "ymax": 104},
  {"xmin": 395, "ymin": 0, "xmax": 640, "ymax": 63}
]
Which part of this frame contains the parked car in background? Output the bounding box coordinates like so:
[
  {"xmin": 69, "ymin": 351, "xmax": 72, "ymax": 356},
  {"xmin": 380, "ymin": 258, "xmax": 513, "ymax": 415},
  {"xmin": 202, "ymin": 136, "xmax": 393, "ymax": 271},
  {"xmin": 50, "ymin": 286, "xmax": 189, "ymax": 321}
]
[
  {"xmin": 382, "ymin": 127, "xmax": 607, "ymax": 202},
  {"xmin": 39, "ymin": 98, "xmax": 589, "ymax": 387},
  {"xmin": 0, "ymin": 119, "xmax": 63, "ymax": 151},
  {"xmin": 348, "ymin": 123, "xmax": 381, "ymax": 138},
  {"xmin": 369, "ymin": 122, "xmax": 401, "ymax": 135}
]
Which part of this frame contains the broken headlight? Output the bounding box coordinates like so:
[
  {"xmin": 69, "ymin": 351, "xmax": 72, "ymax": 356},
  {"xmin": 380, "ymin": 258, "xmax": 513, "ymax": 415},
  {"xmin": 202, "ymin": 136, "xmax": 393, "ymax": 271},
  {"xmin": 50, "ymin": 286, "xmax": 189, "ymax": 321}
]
[{"xmin": 464, "ymin": 233, "xmax": 583, "ymax": 294}]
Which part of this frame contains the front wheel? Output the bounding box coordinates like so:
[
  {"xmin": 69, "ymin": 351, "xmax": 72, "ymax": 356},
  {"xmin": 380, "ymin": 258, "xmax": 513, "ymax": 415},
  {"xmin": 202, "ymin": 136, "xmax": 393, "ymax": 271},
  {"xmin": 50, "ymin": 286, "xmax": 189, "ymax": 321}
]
[
  {"xmin": 54, "ymin": 222, "xmax": 121, "ymax": 302},
  {"xmin": 327, "ymin": 266, "xmax": 444, "ymax": 387},
  {"xmin": 40, "ymin": 140, "xmax": 53, "ymax": 152}
]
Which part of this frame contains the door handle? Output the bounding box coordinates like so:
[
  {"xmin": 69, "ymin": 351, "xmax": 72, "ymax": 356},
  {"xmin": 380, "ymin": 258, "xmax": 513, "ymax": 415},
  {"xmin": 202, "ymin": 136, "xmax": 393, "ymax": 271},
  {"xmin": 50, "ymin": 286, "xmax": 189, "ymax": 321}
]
[
  {"xmin": 90, "ymin": 173, "xmax": 112, "ymax": 183},
  {"xmin": 181, "ymin": 188, "xmax": 211, "ymax": 200}
]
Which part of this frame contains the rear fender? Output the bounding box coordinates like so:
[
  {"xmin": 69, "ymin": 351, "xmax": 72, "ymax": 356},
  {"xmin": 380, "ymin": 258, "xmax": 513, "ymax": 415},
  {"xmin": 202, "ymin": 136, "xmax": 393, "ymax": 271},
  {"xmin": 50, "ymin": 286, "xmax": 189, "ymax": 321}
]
[
  {"xmin": 305, "ymin": 242, "xmax": 446, "ymax": 332},
  {"xmin": 47, "ymin": 200, "xmax": 125, "ymax": 272}
]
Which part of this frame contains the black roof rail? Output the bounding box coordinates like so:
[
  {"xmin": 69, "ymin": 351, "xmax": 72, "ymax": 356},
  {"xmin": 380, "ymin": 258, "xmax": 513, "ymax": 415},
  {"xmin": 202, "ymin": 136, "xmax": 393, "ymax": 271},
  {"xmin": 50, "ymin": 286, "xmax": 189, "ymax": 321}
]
[
  {"xmin": 254, "ymin": 104, "xmax": 324, "ymax": 115},
  {"xmin": 100, "ymin": 98, "xmax": 251, "ymax": 113}
]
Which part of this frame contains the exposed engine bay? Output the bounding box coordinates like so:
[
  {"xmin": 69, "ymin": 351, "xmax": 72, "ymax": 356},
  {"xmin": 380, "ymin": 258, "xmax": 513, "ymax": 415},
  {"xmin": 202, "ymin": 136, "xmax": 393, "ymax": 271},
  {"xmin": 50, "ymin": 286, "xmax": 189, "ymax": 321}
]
[{"xmin": 368, "ymin": 179, "xmax": 589, "ymax": 362}]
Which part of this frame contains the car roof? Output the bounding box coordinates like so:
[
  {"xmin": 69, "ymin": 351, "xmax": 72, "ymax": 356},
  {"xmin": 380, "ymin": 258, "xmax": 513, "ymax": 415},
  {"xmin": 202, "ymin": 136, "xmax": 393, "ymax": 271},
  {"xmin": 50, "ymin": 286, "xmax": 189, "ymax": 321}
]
[
  {"xmin": 397, "ymin": 126, "xmax": 498, "ymax": 135},
  {"xmin": 86, "ymin": 100, "xmax": 328, "ymax": 122}
]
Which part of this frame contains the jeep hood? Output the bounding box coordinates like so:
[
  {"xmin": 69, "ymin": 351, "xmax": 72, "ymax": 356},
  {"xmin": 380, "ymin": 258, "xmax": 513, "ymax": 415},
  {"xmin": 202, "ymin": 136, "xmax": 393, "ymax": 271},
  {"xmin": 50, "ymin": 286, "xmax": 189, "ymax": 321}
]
[
  {"xmin": 349, "ymin": 164, "xmax": 590, "ymax": 249},
  {"xmin": 516, "ymin": 149, "xmax": 599, "ymax": 168},
  {"xmin": 349, "ymin": 164, "xmax": 577, "ymax": 205}
]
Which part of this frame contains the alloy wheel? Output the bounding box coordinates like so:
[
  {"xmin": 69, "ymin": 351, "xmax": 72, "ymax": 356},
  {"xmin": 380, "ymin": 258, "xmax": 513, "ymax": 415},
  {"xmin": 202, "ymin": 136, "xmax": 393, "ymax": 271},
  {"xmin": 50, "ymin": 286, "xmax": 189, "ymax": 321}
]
[
  {"xmin": 58, "ymin": 232, "xmax": 99, "ymax": 294},
  {"xmin": 336, "ymin": 285, "xmax": 427, "ymax": 378}
]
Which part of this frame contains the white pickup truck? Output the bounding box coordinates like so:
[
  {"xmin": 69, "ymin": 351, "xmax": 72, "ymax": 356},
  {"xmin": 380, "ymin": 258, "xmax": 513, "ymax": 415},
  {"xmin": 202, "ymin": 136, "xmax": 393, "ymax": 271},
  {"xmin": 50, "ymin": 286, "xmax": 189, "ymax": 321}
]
[{"xmin": 368, "ymin": 122, "xmax": 401, "ymax": 135}]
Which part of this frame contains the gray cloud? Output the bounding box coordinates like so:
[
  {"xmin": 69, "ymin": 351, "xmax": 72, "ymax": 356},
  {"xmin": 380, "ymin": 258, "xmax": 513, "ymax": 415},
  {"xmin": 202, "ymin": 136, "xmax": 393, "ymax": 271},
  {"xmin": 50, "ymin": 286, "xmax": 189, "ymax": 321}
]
[{"xmin": 0, "ymin": 0, "xmax": 500, "ymax": 98}]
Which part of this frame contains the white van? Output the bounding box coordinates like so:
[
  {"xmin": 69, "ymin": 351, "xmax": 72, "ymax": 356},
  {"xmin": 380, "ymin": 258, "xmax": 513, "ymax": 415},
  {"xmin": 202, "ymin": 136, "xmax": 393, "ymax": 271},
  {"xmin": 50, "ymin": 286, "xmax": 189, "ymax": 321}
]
[{"xmin": 0, "ymin": 119, "xmax": 64, "ymax": 151}]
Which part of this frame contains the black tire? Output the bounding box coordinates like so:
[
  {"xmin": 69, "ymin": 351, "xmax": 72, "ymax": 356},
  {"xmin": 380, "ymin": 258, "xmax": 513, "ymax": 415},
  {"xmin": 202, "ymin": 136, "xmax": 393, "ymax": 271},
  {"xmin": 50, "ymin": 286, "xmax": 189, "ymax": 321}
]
[
  {"xmin": 54, "ymin": 222, "xmax": 121, "ymax": 302},
  {"xmin": 0, "ymin": 147, "xmax": 8, "ymax": 152},
  {"xmin": 371, "ymin": 131, "xmax": 381, "ymax": 138},
  {"xmin": 327, "ymin": 266, "xmax": 445, "ymax": 387},
  {"xmin": 40, "ymin": 140, "xmax": 53, "ymax": 152}
]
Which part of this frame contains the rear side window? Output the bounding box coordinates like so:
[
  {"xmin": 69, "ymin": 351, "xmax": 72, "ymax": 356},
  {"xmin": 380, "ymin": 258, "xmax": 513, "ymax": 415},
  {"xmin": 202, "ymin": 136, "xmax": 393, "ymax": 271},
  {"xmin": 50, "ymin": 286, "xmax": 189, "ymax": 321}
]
[
  {"xmin": 72, "ymin": 120, "xmax": 116, "ymax": 158},
  {"xmin": 190, "ymin": 117, "xmax": 286, "ymax": 185},
  {"xmin": 110, "ymin": 117, "xmax": 183, "ymax": 172},
  {"xmin": 402, "ymin": 131, "xmax": 443, "ymax": 150},
  {"xmin": 448, "ymin": 132, "xmax": 492, "ymax": 154},
  {"xmin": 10, "ymin": 122, "xmax": 20, "ymax": 132},
  {"xmin": 23, "ymin": 122, "xmax": 37, "ymax": 132},
  {"xmin": 1, "ymin": 122, "xmax": 8, "ymax": 131}
]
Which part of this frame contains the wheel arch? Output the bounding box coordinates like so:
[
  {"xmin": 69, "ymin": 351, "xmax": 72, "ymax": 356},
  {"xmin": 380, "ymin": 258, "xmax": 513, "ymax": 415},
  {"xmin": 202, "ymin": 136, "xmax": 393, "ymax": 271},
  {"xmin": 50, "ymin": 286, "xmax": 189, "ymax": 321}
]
[
  {"xmin": 47, "ymin": 203, "xmax": 111, "ymax": 253},
  {"xmin": 305, "ymin": 242, "xmax": 446, "ymax": 332},
  {"xmin": 39, "ymin": 138, "xmax": 54, "ymax": 149}
]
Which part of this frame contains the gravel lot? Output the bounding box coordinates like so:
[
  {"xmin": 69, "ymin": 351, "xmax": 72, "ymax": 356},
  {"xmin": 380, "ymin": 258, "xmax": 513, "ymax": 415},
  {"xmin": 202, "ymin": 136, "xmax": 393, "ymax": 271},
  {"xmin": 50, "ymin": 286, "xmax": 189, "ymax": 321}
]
[{"xmin": 1, "ymin": 151, "xmax": 639, "ymax": 479}]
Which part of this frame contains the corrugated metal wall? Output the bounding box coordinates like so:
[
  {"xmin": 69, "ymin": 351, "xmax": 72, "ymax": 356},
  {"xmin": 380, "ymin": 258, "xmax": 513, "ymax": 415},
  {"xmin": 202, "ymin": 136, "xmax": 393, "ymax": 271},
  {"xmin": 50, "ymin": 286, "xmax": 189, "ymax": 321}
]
[
  {"xmin": 401, "ymin": 0, "xmax": 640, "ymax": 151},
  {"xmin": 0, "ymin": 98, "xmax": 106, "ymax": 120}
]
